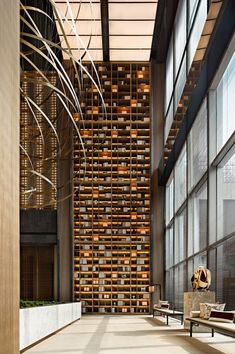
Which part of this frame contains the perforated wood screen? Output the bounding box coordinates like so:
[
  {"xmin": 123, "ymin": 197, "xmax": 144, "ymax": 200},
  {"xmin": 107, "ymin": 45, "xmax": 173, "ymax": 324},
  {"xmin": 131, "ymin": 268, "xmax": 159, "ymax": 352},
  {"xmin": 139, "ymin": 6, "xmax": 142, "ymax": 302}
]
[{"xmin": 20, "ymin": 72, "xmax": 57, "ymax": 209}]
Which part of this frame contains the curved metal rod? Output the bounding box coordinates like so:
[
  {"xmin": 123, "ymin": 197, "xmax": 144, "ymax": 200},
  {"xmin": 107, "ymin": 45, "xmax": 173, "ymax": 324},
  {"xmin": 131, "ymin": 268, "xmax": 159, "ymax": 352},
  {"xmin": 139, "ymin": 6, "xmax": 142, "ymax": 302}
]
[
  {"xmin": 20, "ymin": 144, "xmax": 35, "ymax": 171},
  {"xmin": 21, "ymin": 93, "xmax": 45, "ymax": 146},
  {"xmin": 20, "ymin": 87, "xmax": 60, "ymax": 146},
  {"xmin": 21, "ymin": 51, "xmax": 78, "ymax": 113},
  {"xmin": 21, "ymin": 5, "xmax": 107, "ymax": 137},
  {"xmin": 21, "ymin": 34, "xmax": 106, "ymax": 154},
  {"xmin": 20, "ymin": 36, "xmax": 84, "ymax": 129},
  {"xmin": 20, "ymin": 0, "xmax": 109, "ymax": 205},
  {"xmin": 20, "ymin": 58, "xmax": 87, "ymax": 187},
  {"xmin": 20, "ymin": 9, "xmax": 82, "ymax": 116},
  {"xmin": 20, "ymin": 25, "xmax": 84, "ymax": 130},
  {"xmin": 49, "ymin": 0, "xmax": 107, "ymax": 118},
  {"xmin": 30, "ymin": 169, "xmax": 57, "ymax": 192},
  {"xmin": 21, "ymin": 49, "xmax": 87, "ymax": 178}
]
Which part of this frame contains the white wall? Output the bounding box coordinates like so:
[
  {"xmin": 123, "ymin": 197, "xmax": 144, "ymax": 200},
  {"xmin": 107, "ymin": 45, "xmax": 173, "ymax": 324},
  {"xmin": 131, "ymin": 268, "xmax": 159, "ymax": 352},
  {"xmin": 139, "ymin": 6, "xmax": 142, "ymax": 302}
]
[{"xmin": 20, "ymin": 302, "xmax": 81, "ymax": 350}]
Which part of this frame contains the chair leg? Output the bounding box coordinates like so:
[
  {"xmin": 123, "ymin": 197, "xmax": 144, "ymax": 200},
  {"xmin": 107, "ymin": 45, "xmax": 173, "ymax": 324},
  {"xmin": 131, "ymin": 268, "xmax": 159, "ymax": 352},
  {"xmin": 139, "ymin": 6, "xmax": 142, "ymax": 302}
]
[{"xmin": 190, "ymin": 322, "xmax": 193, "ymax": 337}]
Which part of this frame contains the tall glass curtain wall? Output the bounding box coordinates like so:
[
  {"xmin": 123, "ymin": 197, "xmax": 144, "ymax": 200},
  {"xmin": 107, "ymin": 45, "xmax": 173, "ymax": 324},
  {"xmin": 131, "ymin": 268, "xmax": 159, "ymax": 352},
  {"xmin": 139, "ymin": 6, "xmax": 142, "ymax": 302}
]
[
  {"xmin": 165, "ymin": 42, "xmax": 235, "ymax": 310},
  {"xmin": 164, "ymin": 0, "xmax": 207, "ymax": 141}
]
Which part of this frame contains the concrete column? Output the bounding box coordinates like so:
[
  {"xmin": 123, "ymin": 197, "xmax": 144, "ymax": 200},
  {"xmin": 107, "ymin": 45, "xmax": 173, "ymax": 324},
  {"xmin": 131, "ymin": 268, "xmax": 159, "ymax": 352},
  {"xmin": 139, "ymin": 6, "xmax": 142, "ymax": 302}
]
[
  {"xmin": 0, "ymin": 0, "xmax": 20, "ymax": 352},
  {"xmin": 150, "ymin": 61, "xmax": 165, "ymax": 305}
]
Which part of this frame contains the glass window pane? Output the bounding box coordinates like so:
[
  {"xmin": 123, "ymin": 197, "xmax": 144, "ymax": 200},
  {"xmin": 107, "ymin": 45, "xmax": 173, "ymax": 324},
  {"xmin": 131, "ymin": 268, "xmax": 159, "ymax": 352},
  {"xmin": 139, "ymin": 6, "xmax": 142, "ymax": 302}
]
[
  {"xmin": 217, "ymin": 244, "xmax": 223, "ymax": 303},
  {"xmin": 165, "ymin": 37, "xmax": 174, "ymax": 115},
  {"xmin": 187, "ymin": 258, "xmax": 194, "ymax": 291},
  {"xmin": 175, "ymin": 145, "xmax": 187, "ymax": 211},
  {"xmin": 188, "ymin": 99, "xmax": 207, "ymax": 191},
  {"xmin": 174, "ymin": 263, "xmax": 185, "ymax": 311},
  {"xmin": 216, "ymin": 237, "xmax": 235, "ymax": 310},
  {"xmin": 174, "ymin": 266, "xmax": 179, "ymax": 308},
  {"xmin": 165, "ymin": 175, "xmax": 174, "ymax": 225},
  {"xmin": 188, "ymin": 0, "xmax": 199, "ymax": 30},
  {"xmin": 164, "ymin": 100, "xmax": 174, "ymax": 143},
  {"xmin": 174, "ymin": 0, "xmax": 186, "ymax": 79},
  {"xmin": 174, "ymin": 208, "xmax": 186, "ymax": 264},
  {"xmin": 216, "ymin": 51, "xmax": 235, "ymax": 152},
  {"xmin": 188, "ymin": 183, "xmax": 207, "ymax": 255},
  {"xmin": 188, "ymin": 0, "xmax": 207, "ymax": 69},
  {"xmin": 208, "ymin": 249, "xmax": 216, "ymax": 293},
  {"xmin": 165, "ymin": 269, "xmax": 174, "ymax": 304},
  {"xmin": 193, "ymin": 251, "xmax": 207, "ymax": 270},
  {"xmin": 165, "ymin": 226, "xmax": 174, "ymax": 269},
  {"xmin": 217, "ymin": 151, "xmax": 235, "ymax": 240},
  {"xmin": 174, "ymin": 55, "xmax": 186, "ymax": 112}
]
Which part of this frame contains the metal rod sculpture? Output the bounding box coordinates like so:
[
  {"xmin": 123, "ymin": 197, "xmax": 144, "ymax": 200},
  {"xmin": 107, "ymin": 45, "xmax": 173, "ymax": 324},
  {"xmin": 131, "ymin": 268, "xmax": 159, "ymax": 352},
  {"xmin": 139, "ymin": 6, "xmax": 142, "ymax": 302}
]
[{"xmin": 20, "ymin": 0, "xmax": 107, "ymax": 208}]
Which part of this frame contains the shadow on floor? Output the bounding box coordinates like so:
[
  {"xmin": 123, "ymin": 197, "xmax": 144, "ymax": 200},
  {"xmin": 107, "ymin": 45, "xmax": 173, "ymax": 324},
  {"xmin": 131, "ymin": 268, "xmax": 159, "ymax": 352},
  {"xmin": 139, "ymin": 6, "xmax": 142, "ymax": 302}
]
[
  {"xmin": 24, "ymin": 340, "xmax": 230, "ymax": 354},
  {"xmin": 144, "ymin": 316, "xmax": 180, "ymax": 327},
  {"xmin": 180, "ymin": 335, "xmax": 233, "ymax": 354}
]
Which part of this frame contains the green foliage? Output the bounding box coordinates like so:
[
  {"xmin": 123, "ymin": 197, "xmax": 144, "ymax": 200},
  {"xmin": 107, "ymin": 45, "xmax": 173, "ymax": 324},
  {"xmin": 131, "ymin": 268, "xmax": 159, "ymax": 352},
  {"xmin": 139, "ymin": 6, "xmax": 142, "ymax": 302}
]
[{"xmin": 20, "ymin": 300, "xmax": 60, "ymax": 308}]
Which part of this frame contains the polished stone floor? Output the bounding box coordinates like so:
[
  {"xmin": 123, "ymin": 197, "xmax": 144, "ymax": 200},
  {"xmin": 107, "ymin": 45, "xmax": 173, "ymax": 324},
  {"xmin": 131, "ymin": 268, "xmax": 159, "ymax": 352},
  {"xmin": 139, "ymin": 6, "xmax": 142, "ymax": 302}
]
[{"xmin": 24, "ymin": 315, "xmax": 235, "ymax": 354}]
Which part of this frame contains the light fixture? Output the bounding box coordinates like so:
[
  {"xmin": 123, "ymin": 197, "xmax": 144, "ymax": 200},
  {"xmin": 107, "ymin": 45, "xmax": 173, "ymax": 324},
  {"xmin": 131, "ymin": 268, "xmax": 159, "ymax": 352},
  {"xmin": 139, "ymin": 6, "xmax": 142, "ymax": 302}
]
[
  {"xmin": 131, "ymin": 212, "xmax": 137, "ymax": 220},
  {"xmin": 100, "ymin": 151, "xmax": 111, "ymax": 158},
  {"xmin": 112, "ymin": 85, "xmax": 118, "ymax": 92},
  {"xmin": 112, "ymin": 130, "xmax": 118, "ymax": 138},
  {"xmin": 73, "ymin": 112, "xmax": 81, "ymax": 121},
  {"xmin": 92, "ymin": 189, "xmax": 99, "ymax": 198},
  {"xmin": 117, "ymin": 166, "xmax": 128, "ymax": 173},
  {"xmin": 138, "ymin": 71, "xmax": 144, "ymax": 79},
  {"xmin": 131, "ymin": 180, "xmax": 138, "ymax": 190},
  {"xmin": 131, "ymin": 129, "xmax": 138, "ymax": 138},
  {"xmin": 92, "ymin": 107, "xmax": 99, "ymax": 114},
  {"xmin": 131, "ymin": 99, "xmax": 137, "ymax": 107},
  {"xmin": 81, "ymin": 130, "xmax": 92, "ymax": 138}
]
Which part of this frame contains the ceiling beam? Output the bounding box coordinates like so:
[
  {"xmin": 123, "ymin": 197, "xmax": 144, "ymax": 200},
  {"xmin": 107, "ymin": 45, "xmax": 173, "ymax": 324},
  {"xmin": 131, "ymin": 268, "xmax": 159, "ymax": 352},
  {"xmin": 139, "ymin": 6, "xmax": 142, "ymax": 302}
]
[{"xmin": 100, "ymin": 0, "xmax": 110, "ymax": 61}]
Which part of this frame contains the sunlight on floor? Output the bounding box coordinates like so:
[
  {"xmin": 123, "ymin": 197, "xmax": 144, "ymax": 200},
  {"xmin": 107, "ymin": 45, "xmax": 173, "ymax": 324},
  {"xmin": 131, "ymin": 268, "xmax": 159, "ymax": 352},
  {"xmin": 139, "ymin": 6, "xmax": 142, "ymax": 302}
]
[{"xmin": 24, "ymin": 315, "xmax": 235, "ymax": 354}]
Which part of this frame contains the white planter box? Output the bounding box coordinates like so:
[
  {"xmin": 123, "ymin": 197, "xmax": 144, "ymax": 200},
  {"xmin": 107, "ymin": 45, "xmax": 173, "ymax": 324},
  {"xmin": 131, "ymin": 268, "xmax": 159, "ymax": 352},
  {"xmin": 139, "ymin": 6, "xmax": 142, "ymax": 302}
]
[{"xmin": 20, "ymin": 302, "xmax": 81, "ymax": 350}]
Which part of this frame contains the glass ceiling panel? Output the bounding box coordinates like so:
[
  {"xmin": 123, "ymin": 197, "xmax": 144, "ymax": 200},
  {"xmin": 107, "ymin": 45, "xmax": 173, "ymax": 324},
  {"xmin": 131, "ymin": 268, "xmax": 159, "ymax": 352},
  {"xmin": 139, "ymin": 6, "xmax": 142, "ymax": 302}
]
[
  {"xmin": 59, "ymin": 34, "xmax": 102, "ymax": 49},
  {"xmin": 55, "ymin": 3, "xmax": 101, "ymax": 20},
  {"xmin": 56, "ymin": 19, "xmax": 102, "ymax": 35},
  {"xmin": 110, "ymin": 36, "xmax": 152, "ymax": 49},
  {"xmin": 109, "ymin": 20, "xmax": 155, "ymax": 35},
  {"xmin": 54, "ymin": 0, "xmax": 158, "ymax": 61},
  {"xmin": 109, "ymin": 0, "xmax": 156, "ymax": 2},
  {"xmin": 110, "ymin": 49, "xmax": 150, "ymax": 61},
  {"xmin": 55, "ymin": 0, "xmax": 99, "ymax": 2},
  {"xmin": 109, "ymin": 3, "xmax": 157, "ymax": 20},
  {"xmin": 63, "ymin": 49, "xmax": 103, "ymax": 61}
]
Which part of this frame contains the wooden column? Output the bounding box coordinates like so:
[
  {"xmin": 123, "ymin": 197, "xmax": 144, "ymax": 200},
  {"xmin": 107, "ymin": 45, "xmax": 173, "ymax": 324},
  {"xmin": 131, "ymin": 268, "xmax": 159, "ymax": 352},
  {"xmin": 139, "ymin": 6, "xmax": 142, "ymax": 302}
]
[
  {"xmin": 0, "ymin": 0, "xmax": 20, "ymax": 352},
  {"xmin": 57, "ymin": 60, "xmax": 74, "ymax": 302}
]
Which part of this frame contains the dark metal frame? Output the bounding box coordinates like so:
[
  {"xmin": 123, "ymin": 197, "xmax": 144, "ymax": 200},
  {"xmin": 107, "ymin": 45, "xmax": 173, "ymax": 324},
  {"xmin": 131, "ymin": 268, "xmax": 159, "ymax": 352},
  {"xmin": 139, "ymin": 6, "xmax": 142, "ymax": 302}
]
[
  {"xmin": 153, "ymin": 308, "xmax": 184, "ymax": 325},
  {"xmin": 188, "ymin": 318, "xmax": 235, "ymax": 338},
  {"xmin": 100, "ymin": 0, "xmax": 110, "ymax": 61}
]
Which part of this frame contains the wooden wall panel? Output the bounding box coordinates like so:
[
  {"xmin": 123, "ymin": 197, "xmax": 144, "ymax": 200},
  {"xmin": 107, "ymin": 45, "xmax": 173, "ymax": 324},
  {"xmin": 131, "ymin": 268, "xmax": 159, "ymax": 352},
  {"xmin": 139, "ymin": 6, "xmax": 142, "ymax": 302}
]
[
  {"xmin": 57, "ymin": 61, "xmax": 74, "ymax": 302},
  {"xmin": 0, "ymin": 1, "xmax": 20, "ymax": 353},
  {"xmin": 73, "ymin": 62, "xmax": 150, "ymax": 314}
]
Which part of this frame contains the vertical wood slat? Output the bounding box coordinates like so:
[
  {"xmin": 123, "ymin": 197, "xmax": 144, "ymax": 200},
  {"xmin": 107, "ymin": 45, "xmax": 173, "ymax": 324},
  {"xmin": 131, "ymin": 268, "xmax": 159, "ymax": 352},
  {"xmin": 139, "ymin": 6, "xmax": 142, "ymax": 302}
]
[{"xmin": 0, "ymin": 0, "xmax": 20, "ymax": 353}]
